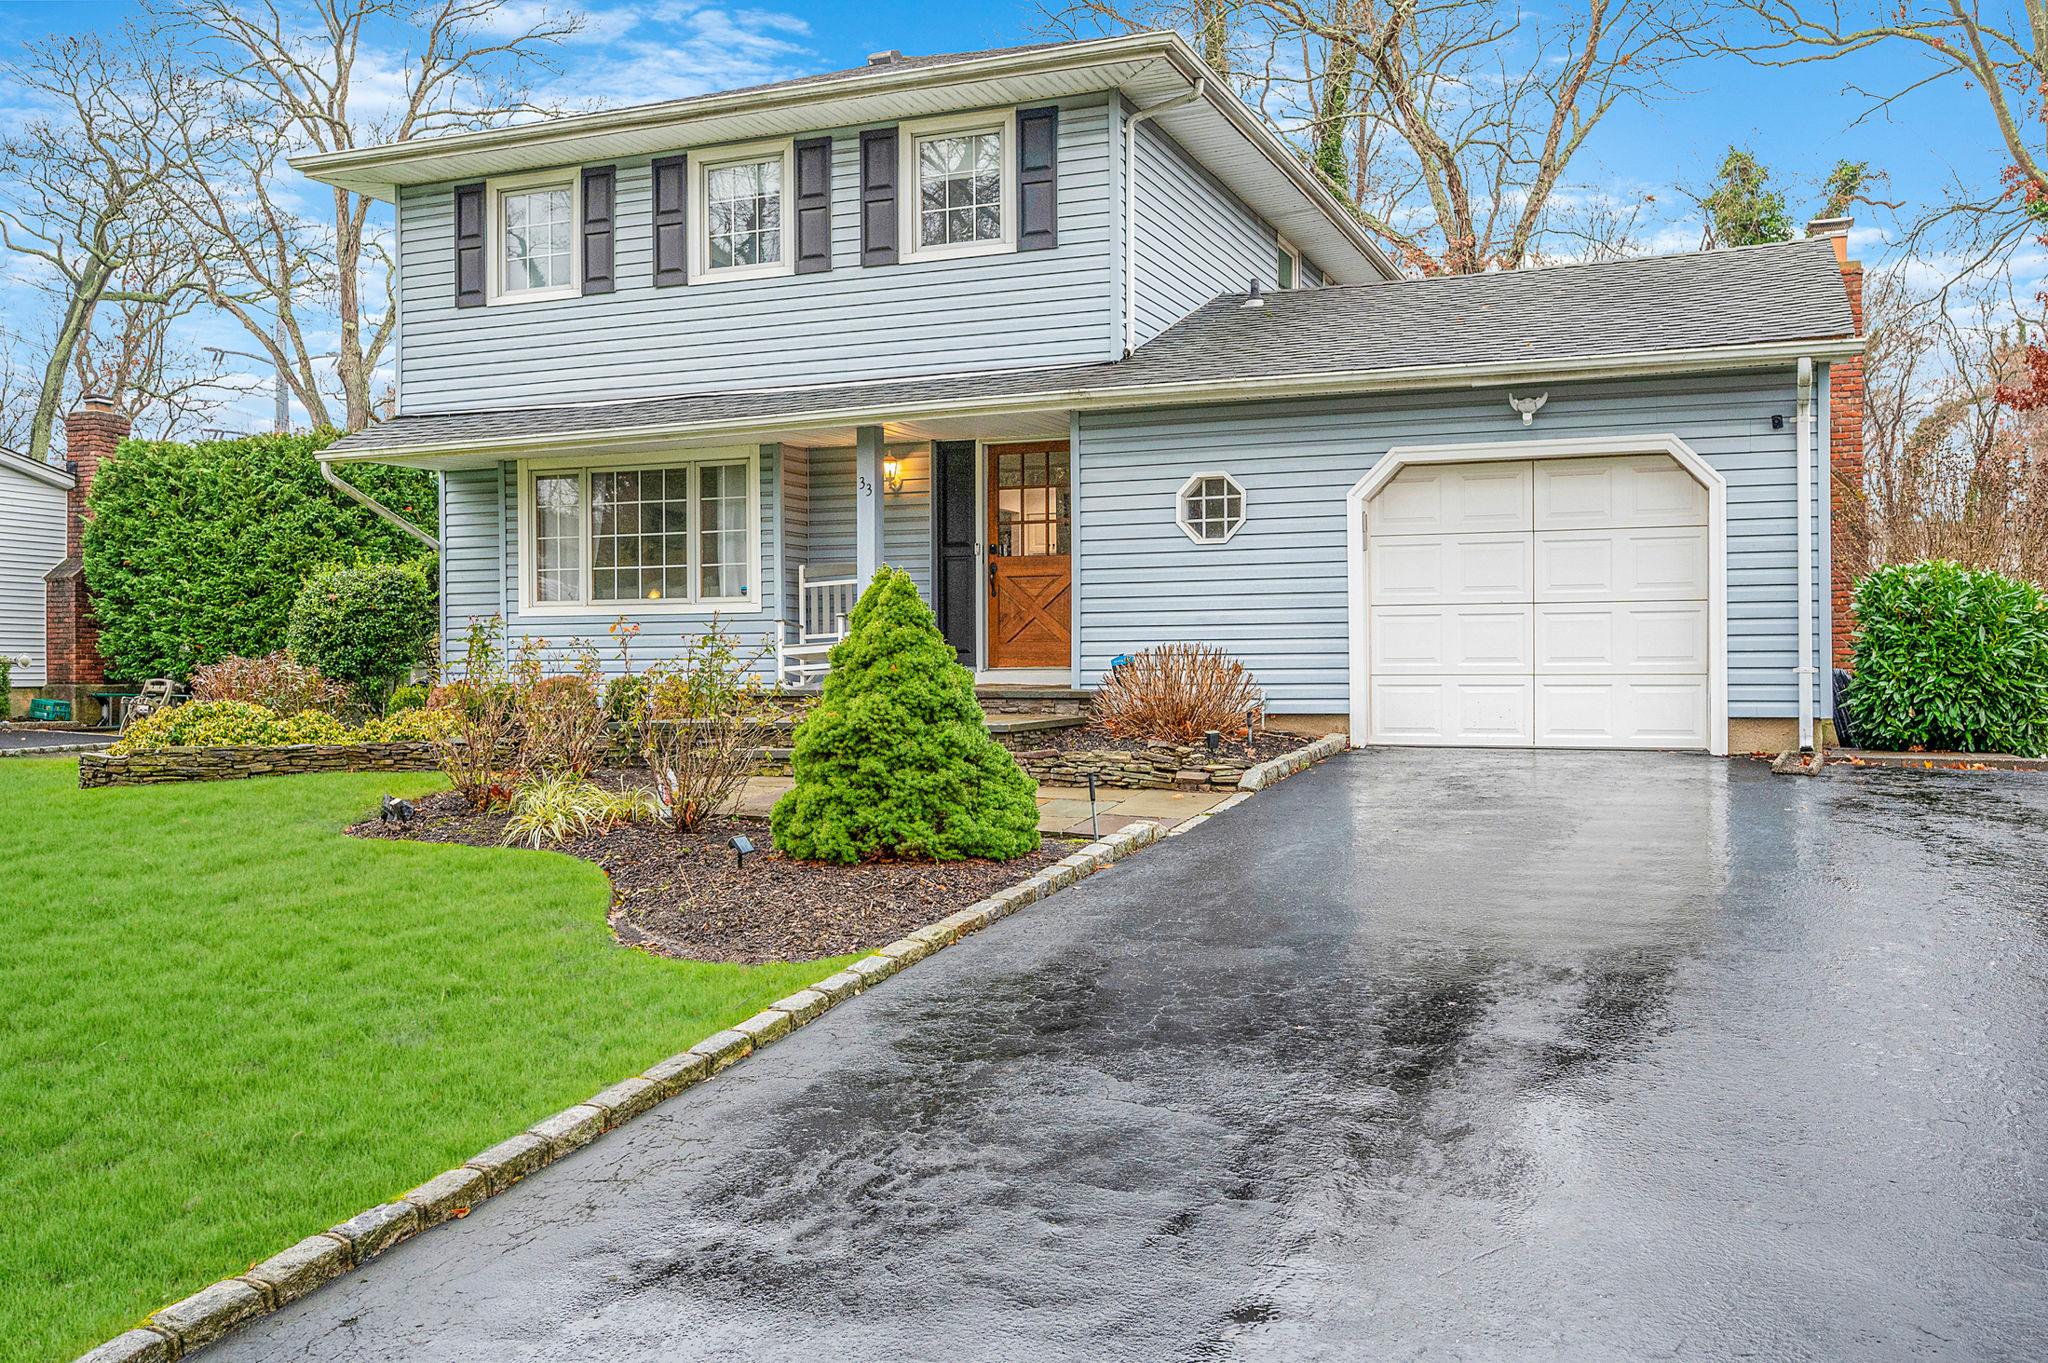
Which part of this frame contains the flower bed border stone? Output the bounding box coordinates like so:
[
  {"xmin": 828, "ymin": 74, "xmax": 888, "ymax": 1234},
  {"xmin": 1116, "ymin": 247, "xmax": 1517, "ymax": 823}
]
[
  {"xmin": 79, "ymin": 741, "xmax": 442, "ymax": 788},
  {"xmin": 73, "ymin": 819, "xmax": 1166, "ymax": 1363}
]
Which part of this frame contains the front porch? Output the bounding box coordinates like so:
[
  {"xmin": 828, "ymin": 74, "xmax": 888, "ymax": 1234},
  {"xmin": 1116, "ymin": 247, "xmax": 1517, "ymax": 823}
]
[{"xmin": 766, "ymin": 426, "xmax": 1080, "ymax": 690}]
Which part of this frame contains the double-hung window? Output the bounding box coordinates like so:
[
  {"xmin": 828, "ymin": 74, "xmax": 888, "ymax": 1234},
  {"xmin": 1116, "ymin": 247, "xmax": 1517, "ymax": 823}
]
[
  {"xmin": 901, "ymin": 111, "xmax": 1015, "ymax": 261},
  {"xmin": 524, "ymin": 452, "xmax": 759, "ymax": 611},
  {"xmin": 692, "ymin": 141, "xmax": 793, "ymax": 281},
  {"xmin": 490, "ymin": 172, "xmax": 579, "ymax": 303}
]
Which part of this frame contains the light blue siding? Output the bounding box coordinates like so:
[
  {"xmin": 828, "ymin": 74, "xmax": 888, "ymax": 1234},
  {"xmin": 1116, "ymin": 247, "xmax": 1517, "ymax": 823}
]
[
  {"xmin": 1074, "ymin": 370, "xmax": 1825, "ymax": 717},
  {"xmin": 396, "ymin": 97, "xmax": 1119, "ymax": 415},
  {"xmin": 1129, "ymin": 117, "xmax": 1280, "ymax": 347},
  {"xmin": 441, "ymin": 441, "xmax": 939, "ymax": 676}
]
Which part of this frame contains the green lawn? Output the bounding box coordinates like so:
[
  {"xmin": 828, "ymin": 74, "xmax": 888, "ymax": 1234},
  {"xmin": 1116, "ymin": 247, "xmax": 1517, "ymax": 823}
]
[{"xmin": 0, "ymin": 760, "xmax": 848, "ymax": 1363}]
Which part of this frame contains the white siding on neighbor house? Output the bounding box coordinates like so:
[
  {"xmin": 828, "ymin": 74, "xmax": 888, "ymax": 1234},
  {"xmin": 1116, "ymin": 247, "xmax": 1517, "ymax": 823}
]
[
  {"xmin": 395, "ymin": 96, "xmax": 1120, "ymax": 415},
  {"xmin": 1073, "ymin": 369, "xmax": 1825, "ymax": 718},
  {"xmin": 0, "ymin": 460, "xmax": 67, "ymax": 689},
  {"xmin": 1128, "ymin": 116, "xmax": 1281, "ymax": 348}
]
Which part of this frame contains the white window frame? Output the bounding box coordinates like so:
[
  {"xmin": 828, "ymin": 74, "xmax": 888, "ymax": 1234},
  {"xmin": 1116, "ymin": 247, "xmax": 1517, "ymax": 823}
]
[
  {"xmin": 515, "ymin": 446, "xmax": 763, "ymax": 616},
  {"xmin": 900, "ymin": 108, "xmax": 1018, "ymax": 264},
  {"xmin": 488, "ymin": 169, "xmax": 581, "ymax": 306},
  {"xmin": 1175, "ymin": 471, "xmax": 1248, "ymax": 545},
  {"xmin": 689, "ymin": 138, "xmax": 796, "ymax": 284},
  {"xmin": 1277, "ymin": 236, "xmax": 1304, "ymax": 290}
]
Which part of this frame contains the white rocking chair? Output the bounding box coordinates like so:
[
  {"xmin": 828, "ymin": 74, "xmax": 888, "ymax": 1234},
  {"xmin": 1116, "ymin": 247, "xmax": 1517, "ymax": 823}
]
[{"xmin": 776, "ymin": 564, "xmax": 859, "ymax": 689}]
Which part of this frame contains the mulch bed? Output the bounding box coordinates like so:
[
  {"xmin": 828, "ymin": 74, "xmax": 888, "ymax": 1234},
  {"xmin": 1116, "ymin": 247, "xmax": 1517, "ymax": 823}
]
[
  {"xmin": 350, "ymin": 783, "xmax": 1080, "ymax": 965},
  {"xmin": 1004, "ymin": 722, "xmax": 1316, "ymax": 761}
]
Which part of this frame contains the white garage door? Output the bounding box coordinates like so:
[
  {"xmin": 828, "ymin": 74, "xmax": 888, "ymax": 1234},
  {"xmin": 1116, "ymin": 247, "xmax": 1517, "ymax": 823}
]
[{"xmin": 1365, "ymin": 455, "xmax": 1711, "ymax": 749}]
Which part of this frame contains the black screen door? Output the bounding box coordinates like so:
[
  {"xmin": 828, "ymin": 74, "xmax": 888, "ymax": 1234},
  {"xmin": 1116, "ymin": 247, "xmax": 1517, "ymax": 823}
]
[{"xmin": 932, "ymin": 440, "xmax": 978, "ymax": 666}]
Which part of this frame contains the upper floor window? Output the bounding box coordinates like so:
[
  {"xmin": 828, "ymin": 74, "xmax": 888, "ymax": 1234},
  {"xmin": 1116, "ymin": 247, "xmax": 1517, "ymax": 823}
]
[
  {"xmin": 902, "ymin": 111, "xmax": 1015, "ymax": 262},
  {"xmin": 693, "ymin": 141, "xmax": 793, "ymax": 282},
  {"xmin": 490, "ymin": 172, "xmax": 579, "ymax": 303},
  {"xmin": 1277, "ymin": 238, "xmax": 1302, "ymax": 290}
]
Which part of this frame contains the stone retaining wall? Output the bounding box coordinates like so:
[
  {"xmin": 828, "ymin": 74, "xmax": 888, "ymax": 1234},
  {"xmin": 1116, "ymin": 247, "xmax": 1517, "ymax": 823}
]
[
  {"xmin": 1002, "ymin": 739, "xmax": 1253, "ymax": 790},
  {"xmin": 80, "ymin": 742, "xmax": 442, "ymax": 788}
]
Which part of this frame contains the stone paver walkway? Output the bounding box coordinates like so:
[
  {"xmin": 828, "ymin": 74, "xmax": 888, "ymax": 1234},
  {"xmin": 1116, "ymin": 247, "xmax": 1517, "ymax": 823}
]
[{"xmin": 730, "ymin": 776, "xmax": 1229, "ymax": 834}]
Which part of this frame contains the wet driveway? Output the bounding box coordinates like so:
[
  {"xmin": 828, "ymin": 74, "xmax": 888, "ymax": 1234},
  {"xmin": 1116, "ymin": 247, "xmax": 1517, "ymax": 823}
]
[{"xmin": 214, "ymin": 750, "xmax": 2048, "ymax": 1361}]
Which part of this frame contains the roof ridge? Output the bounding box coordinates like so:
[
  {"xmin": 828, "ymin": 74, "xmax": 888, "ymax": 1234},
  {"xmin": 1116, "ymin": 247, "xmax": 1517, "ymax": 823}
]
[{"xmin": 1301, "ymin": 235, "xmax": 1840, "ymax": 296}]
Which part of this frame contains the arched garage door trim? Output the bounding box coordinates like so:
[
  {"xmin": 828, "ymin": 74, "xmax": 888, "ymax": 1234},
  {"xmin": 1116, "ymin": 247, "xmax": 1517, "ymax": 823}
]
[{"xmin": 1344, "ymin": 433, "xmax": 1729, "ymax": 757}]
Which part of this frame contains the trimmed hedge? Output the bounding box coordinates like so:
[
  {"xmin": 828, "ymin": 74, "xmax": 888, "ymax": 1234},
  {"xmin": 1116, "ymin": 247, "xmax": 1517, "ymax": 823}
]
[
  {"xmin": 286, "ymin": 561, "xmax": 437, "ymax": 709},
  {"xmin": 1846, "ymin": 561, "xmax": 2048, "ymax": 756},
  {"xmin": 80, "ymin": 431, "xmax": 437, "ymax": 680},
  {"xmin": 109, "ymin": 700, "xmax": 455, "ymax": 754}
]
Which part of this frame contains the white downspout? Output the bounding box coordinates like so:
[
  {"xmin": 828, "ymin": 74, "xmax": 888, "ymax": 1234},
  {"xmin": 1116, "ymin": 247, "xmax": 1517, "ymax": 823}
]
[
  {"xmin": 322, "ymin": 458, "xmax": 441, "ymax": 552},
  {"xmin": 1124, "ymin": 80, "xmax": 1206, "ymax": 356},
  {"xmin": 1795, "ymin": 356, "xmax": 1816, "ymax": 752}
]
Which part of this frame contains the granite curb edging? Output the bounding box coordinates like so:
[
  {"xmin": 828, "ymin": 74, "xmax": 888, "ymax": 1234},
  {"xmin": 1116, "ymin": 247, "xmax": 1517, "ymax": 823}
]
[
  {"xmin": 75, "ymin": 819, "xmax": 1167, "ymax": 1363},
  {"xmin": 1235, "ymin": 731, "xmax": 1348, "ymax": 792},
  {"xmin": 1, "ymin": 740, "xmax": 111, "ymax": 758}
]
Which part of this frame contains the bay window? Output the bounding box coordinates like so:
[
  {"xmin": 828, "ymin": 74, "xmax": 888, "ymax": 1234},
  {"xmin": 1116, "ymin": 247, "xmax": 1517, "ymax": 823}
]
[{"xmin": 522, "ymin": 453, "xmax": 758, "ymax": 611}]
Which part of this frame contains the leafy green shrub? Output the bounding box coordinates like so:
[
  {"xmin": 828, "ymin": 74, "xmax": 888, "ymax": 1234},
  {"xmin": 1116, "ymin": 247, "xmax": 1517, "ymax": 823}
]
[
  {"xmin": 111, "ymin": 701, "xmax": 351, "ymax": 753},
  {"xmin": 354, "ymin": 708, "xmax": 459, "ymax": 744},
  {"xmin": 1847, "ymin": 560, "xmax": 2048, "ymax": 756},
  {"xmin": 188, "ymin": 651, "xmax": 351, "ymax": 716},
  {"xmin": 771, "ymin": 567, "xmax": 1039, "ymax": 863},
  {"xmin": 80, "ymin": 431, "xmax": 436, "ymax": 680},
  {"xmin": 286, "ymin": 562, "xmax": 436, "ymax": 711},
  {"xmin": 386, "ymin": 683, "xmax": 430, "ymax": 714}
]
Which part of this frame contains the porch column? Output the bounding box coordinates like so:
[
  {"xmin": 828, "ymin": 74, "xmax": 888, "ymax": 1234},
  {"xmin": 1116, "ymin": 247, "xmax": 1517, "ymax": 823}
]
[{"xmin": 855, "ymin": 424, "xmax": 885, "ymax": 585}]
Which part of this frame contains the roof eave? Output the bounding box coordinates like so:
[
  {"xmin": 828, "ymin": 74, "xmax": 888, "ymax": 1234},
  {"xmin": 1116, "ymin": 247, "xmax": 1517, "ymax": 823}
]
[
  {"xmin": 0, "ymin": 446, "xmax": 74, "ymax": 489},
  {"xmin": 325, "ymin": 334, "xmax": 1862, "ymax": 466}
]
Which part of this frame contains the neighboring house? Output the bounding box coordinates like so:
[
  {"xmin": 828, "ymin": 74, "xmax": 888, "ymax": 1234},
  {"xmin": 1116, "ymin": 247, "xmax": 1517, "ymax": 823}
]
[
  {"xmin": 0, "ymin": 443, "xmax": 73, "ymax": 707},
  {"xmin": 299, "ymin": 31, "xmax": 1864, "ymax": 756}
]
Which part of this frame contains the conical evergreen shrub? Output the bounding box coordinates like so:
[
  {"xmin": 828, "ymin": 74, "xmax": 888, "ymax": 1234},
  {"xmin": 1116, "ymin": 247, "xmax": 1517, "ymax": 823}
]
[{"xmin": 771, "ymin": 566, "xmax": 1041, "ymax": 863}]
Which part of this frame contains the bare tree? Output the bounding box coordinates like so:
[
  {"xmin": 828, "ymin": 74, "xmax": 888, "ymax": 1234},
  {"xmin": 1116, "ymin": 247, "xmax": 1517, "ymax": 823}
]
[
  {"xmin": 152, "ymin": 0, "xmax": 583, "ymax": 431},
  {"xmin": 69, "ymin": 245, "xmax": 231, "ymax": 441},
  {"xmin": 1840, "ymin": 272, "xmax": 2048, "ymax": 584},
  {"xmin": 1049, "ymin": 0, "xmax": 1706, "ymax": 273},
  {"xmin": 0, "ymin": 30, "xmax": 223, "ymax": 460},
  {"xmin": 0, "ymin": 330, "xmax": 40, "ymax": 454}
]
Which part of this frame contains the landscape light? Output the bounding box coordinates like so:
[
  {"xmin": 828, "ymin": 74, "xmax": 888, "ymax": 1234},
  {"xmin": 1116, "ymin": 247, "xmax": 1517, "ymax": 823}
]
[{"xmin": 728, "ymin": 834, "xmax": 755, "ymax": 868}]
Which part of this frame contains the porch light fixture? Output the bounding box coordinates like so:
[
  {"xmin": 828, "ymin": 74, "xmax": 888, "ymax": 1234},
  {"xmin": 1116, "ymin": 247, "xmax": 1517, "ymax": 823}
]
[
  {"xmin": 882, "ymin": 456, "xmax": 904, "ymax": 494},
  {"xmin": 728, "ymin": 833, "xmax": 755, "ymax": 868}
]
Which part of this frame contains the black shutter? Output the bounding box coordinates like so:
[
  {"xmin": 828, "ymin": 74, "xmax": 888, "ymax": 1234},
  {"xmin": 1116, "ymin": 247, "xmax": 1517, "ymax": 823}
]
[
  {"xmin": 453, "ymin": 182, "xmax": 486, "ymax": 308},
  {"xmin": 793, "ymin": 136, "xmax": 833, "ymax": 275},
  {"xmin": 933, "ymin": 440, "xmax": 978, "ymax": 665},
  {"xmin": 651, "ymin": 154, "xmax": 689, "ymax": 287},
  {"xmin": 859, "ymin": 128, "xmax": 898, "ymax": 266},
  {"xmin": 1017, "ymin": 106, "xmax": 1059, "ymax": 252},
  {"xmin": 581, "ymin": 165, "xmax": 615, "ymax": 295}
]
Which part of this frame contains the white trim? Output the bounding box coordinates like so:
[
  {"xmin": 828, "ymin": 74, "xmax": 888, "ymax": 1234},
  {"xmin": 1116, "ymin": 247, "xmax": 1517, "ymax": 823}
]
[
  {"xmin": 1794, "ymin": 356, "xmax": 1816, "ymax": 750},
  {"xmin": 325, "ymin": 339, "xmax": 1858, "ymax": 465},
  {"xmin": 291, "ymin": 30, "xmax": 1401, "ymax": 281},
  {"xmin": 0, "ymin": 445, "xmax": 72, "ymax": 490},
  {"xmin": 486, "ymin": 168, "xmax": 581, "ymax": 306},
  {"xmin": 1174, "ymin": 469, "xmax": 1247, "ymax": 544},
  {"xmin": 1277, "ymin": 236, "xmax": 1302, "ymax": 289},
  {"xmin": 688, "ymin": 137, "xmax": 796, "ymax": 285},
  {"xmin": 513, "ymin": 445, "xmax": 763, "ymax": 616},
  {"xmin": 1344, "ymin": 433, "xmax": 1730, "ymax": 757},
  {"xmin": 899, "ymin": 108, "xmax": 1018, "ymax": 264}
]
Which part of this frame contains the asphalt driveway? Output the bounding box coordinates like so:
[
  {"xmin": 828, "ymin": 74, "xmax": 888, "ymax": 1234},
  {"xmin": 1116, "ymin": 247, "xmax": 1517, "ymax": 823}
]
[{"xmin": 212, "ymin": 750, "xmax": 2048, "ymax": 1361}]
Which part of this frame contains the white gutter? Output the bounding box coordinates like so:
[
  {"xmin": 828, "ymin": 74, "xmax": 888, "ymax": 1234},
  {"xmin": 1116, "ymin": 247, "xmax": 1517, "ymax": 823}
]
[
  {"xmin": 322, "ymin": 460, "xmax": 441, "ymax": 551},
  {"xmin": 320, "ymin": 337, "xmax": 1862, "ymax": 465},
  {"xmin": 1795, "ymin": 355, "xmax": 1816, "ymax": 752},
  {"xmin": 1124, "ymin": 80, "xmax": 1207, "ymax": 356}
]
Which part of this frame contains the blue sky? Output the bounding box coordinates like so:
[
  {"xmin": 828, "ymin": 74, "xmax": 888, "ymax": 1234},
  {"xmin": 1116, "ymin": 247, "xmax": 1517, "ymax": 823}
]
[{"xmin": 0, "ymin": 0, "xmax": 2007, "ymax": 435}]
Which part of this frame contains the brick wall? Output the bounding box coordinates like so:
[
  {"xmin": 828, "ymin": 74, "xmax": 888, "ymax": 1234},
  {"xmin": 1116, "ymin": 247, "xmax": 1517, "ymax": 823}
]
[
  {"xmin": 43, "ymin": 395, "xmax": 130, "ymax": 693},
  {"xmin": 1828, "ymin": 254, "xmax": 1866, "ymax": 667}
]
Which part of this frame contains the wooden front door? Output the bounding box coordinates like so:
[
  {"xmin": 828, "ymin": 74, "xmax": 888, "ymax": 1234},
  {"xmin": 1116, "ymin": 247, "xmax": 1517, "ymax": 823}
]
[{"xmin": 986, "ymin": 441, "xmax": 1072, "ymax": 669}]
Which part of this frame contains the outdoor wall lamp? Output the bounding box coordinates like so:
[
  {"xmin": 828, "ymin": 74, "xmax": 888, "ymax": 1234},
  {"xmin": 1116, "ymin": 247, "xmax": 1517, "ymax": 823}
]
[{"xmin": 882, "ymin": 456, "xmax": 905, "ymax": 494}]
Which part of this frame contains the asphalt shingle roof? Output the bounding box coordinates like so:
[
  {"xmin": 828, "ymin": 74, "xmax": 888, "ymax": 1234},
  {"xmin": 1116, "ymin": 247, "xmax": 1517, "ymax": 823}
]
[{"xmin": 328, "ymin": 238, "xmax": 1856, "ymax": 457}]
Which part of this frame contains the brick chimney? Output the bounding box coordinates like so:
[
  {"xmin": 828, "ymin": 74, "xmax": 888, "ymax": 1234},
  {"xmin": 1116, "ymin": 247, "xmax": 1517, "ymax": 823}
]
[
  {"xmin": 1807, "ymin": 216, "xmax": 1865, "ymax": 668},
  {"xmin": 44, "ymin": 393, "xmax": 131, "ymax": 716}
]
